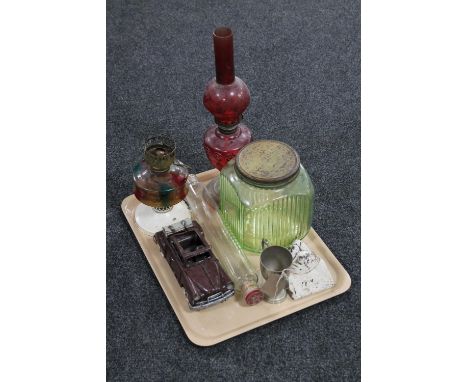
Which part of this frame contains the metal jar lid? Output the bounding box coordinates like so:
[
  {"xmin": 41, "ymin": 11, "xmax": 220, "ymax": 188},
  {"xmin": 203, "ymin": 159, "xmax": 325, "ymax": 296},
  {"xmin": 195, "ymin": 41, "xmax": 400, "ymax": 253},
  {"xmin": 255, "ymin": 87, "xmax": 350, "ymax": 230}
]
[{"xmin": 235, "ymin": 140, "xmax": 300, "ymax": 186}]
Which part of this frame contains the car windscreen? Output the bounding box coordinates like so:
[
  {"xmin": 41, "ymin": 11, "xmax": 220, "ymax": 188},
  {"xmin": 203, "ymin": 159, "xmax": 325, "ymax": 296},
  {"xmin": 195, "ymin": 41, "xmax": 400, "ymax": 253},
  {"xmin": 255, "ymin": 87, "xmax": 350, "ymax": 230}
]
[
  {"xmin": 185, "ymin": 251, "xmax": 211, "ymax": 265},
  {"xmin": 174, "ymin": 231, "xmax": 205, "ymax": 253}
]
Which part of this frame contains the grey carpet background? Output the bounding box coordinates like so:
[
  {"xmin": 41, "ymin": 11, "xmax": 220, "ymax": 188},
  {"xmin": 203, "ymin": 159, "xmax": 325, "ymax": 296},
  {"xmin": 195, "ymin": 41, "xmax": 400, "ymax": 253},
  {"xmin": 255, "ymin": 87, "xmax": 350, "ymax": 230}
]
[{"xmin": 107, "ymin": 0, "xmax": 360, "ymax": 380}]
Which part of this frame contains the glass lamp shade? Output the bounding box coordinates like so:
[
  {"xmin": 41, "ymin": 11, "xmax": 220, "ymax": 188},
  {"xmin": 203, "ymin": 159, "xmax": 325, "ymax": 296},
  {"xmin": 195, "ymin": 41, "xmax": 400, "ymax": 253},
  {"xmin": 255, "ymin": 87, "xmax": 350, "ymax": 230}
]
[
  {"xmin": 133, "ymin": 136, "xmax": 190, "ymax": 235},
  {"xmin": 203, "ymin": 27, "xmax": 250, "ymax": 127},
  {"xmin": 203, "ymin": 77, "xmax": 250, "ymax": 127}
]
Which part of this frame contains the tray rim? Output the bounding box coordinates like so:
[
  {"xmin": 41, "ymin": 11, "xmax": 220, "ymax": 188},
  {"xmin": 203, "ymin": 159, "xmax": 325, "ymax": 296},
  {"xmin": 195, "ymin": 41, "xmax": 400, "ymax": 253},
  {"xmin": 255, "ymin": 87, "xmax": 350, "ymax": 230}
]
[{"xmin": 121, "ymin": 168, "xmax": 351, "ymax": 346}]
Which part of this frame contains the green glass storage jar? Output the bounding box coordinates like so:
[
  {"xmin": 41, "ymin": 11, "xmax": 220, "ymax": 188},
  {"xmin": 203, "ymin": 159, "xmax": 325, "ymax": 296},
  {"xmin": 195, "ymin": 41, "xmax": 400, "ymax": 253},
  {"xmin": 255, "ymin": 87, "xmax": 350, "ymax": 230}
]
[{"xmin": 219, "ymin": 140, "xmax": 314, "ymax": 253}]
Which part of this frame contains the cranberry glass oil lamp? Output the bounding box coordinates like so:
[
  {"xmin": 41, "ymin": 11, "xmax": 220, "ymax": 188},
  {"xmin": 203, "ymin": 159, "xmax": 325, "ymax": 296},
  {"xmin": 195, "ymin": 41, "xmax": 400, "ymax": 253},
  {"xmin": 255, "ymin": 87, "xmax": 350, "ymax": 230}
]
[
  {"xmin": 133, "ymin": 136, "xmax": 191, "ymax": 235},
  {"xmin": 203, "ymin": 27, "xmax": 252, "ymax": 205}
]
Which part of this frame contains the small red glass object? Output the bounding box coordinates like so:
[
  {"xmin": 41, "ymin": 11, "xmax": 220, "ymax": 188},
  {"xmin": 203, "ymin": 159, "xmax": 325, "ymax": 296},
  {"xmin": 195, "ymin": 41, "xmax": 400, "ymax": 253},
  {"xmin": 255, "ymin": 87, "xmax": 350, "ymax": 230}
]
[
  {"xmin": 203, "ymin": 122, "xmax": 252, "ymax": 170},
  {"xmin": 203, "ymin": 27, "xmax": 252, "ymax": 171}
]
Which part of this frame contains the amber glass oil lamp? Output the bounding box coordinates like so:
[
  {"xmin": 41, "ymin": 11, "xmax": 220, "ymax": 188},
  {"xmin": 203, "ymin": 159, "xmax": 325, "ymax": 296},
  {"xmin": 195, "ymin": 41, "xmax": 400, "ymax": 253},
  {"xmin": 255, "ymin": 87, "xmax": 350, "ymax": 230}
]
[
  {"xmin": 202, "ymin": 27, "xmax": 252, "ymax": 206},
  {"xmin": 133, "ymin": 136, "xmax": 190, "ymax": 235}
]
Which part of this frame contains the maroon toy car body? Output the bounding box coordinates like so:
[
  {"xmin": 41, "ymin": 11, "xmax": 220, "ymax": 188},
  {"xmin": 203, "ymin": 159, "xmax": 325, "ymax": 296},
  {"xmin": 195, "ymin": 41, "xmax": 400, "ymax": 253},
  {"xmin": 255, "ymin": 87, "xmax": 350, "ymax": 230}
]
[{"xmin": 155, "ymin": 219, "xmax": 235, "ymax": 310}]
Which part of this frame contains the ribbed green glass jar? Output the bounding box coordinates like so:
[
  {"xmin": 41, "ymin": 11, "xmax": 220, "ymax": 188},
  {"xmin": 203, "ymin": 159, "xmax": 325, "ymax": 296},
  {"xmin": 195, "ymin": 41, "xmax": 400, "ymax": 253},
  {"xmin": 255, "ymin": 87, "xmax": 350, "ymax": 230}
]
[{"xmin": 219, "ymin": 140, "xmax": 314, "ymax": 253}]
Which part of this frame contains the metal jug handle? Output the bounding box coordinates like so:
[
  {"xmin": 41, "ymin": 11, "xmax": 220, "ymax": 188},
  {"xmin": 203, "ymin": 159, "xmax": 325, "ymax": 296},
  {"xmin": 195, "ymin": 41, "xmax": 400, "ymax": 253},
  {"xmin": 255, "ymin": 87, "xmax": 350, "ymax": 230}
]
[{"xmin": 261, "ymin": 239, "xmax": 270, "ymax": 250}]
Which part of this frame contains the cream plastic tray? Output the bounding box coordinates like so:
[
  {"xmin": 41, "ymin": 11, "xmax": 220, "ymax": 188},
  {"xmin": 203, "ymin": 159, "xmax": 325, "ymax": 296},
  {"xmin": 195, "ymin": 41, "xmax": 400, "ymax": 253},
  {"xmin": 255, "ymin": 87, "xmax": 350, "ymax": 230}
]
[{"xmin": 121, "ymin": 169, "xmax": 351, "ymax": 346}]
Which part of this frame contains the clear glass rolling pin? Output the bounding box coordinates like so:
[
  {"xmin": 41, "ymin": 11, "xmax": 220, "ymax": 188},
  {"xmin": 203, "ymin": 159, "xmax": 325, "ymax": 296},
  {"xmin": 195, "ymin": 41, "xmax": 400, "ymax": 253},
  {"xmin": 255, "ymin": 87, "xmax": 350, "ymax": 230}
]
[{"xmin": 185, "ymin": 175, "xmax": 263, "ymax": 305}]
